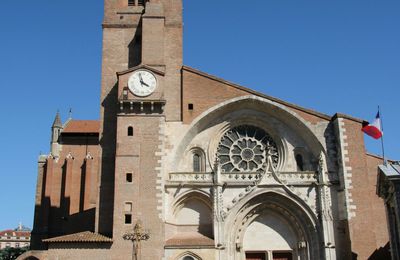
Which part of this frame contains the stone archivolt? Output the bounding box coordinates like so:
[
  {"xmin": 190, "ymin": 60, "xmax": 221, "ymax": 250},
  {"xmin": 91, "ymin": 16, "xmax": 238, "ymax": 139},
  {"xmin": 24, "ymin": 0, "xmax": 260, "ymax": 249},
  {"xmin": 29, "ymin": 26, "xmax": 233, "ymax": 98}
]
[{"xmin": 164, "ymin": 98, "xmax": 335, "ymax": 259}]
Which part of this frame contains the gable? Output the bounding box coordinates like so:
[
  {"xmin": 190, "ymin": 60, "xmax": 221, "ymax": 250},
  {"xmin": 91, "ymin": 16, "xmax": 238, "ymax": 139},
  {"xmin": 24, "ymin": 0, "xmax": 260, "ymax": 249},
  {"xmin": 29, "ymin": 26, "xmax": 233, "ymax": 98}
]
[{"xmin": 182, "ymin": 66, "xmax": 331, "ymax": 125}]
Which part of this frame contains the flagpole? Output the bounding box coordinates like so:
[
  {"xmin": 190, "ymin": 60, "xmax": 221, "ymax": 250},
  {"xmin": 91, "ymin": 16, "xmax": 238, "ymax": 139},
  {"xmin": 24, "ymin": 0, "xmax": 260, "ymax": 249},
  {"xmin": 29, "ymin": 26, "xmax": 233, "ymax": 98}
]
[{"xmin": 378, "ymin": 105, "xmax": 387, "ymax": 165}]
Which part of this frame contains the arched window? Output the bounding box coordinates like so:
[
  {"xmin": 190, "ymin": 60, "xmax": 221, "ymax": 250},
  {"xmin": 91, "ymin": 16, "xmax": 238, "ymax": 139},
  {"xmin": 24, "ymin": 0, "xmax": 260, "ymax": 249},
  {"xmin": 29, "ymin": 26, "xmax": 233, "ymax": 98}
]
[
  {"xmin": 128, "ymin": 126, "xmax": 134, "ymax": 136},
  {"xmin": 182, "ymin": 256, "xmax": 195, "ymax": 260},
  {"xmin": 190, "ymin": 148, "xmax": 205, "ymax": 172},
  {"xmin": 193, "ymin": 153, "xmax": 201, "ymax": 172},
  {"xmin": 295, "ymin": 154, "xmax": 304, "ymax": 171},
  {"xmin": 177, "ymin": 252, "xmax": 202, "ymax": 260}
]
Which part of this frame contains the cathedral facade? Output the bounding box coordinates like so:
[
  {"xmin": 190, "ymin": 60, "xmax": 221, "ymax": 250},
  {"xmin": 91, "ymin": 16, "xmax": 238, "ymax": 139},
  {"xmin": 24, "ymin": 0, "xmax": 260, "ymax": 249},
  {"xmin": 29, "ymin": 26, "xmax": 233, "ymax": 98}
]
[{"xmin": 26, "ymin": 1, "xmax": 389, "ymax": 259}]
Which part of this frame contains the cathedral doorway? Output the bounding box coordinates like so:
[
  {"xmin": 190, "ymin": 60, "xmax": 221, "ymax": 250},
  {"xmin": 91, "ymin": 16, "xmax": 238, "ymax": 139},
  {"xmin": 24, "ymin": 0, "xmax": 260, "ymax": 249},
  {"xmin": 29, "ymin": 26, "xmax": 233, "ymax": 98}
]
[
  {"xmin": 230, "ymin": 191, "xmax": 320, "ymax": 260},
  {"xmin": 245, "ymin": 251, "xmax": 293, "ymax": 260},
  {"xmin": 243, "ymin": 211, "xmax": 296, "ymax": 259},
  {"xmin": 272, "ymin": 252, "xmax": 292, "ymax": 260},
  {"xmin": 245, "ymin": 252, "xmax": 266, "ymax": 260}
]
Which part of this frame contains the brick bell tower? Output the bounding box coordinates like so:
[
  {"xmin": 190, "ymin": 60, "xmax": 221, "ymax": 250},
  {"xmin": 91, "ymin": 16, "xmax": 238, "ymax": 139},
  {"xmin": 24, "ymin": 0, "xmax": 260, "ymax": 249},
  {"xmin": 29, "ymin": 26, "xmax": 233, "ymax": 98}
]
[{"xmin": 98, "ymin": 0, "xmax": 182, "ymax": 258}]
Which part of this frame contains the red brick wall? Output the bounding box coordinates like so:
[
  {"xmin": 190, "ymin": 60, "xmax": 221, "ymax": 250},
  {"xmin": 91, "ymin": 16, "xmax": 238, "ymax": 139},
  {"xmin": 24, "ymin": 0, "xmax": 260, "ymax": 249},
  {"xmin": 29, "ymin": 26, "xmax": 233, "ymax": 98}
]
[
  {"xmin": 182, "ymin": 68, "xmax": 328, "ymax": 126},
  {"xmin": 112, "ymin": 116, "xmax": 165, "ymax": 259},
  {"xmin": 366, "ymin": 154, "xmax": 390, "ymax": 251},
  {"xmin": 341, "ymin": 118, "xmax": 389, "ymax": 259},
  {"xmin": 32, "ymin": 136, "xmax": 100, "ymax": 249},
  {"xmin": 182, "ymin": 68, "xmax": 246, "ymax": 124}
]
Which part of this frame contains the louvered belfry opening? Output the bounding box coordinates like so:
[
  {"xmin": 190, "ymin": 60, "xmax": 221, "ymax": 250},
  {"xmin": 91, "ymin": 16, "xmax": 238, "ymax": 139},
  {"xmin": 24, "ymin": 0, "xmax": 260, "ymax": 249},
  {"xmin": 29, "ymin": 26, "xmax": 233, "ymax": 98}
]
[{"xmin": 128, "ymin": 0, "xmax": 146, "ymax": 6}]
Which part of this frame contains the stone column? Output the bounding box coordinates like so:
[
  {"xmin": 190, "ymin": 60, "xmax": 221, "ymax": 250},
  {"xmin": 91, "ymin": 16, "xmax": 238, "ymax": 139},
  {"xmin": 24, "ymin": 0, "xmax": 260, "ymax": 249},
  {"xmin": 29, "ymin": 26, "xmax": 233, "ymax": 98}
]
[
  {"xmin": 212, "ymin": 158, "xmax": 226, "ymax": 260},
  {"xmin": 317, "ymin": 152, "xmax": 336, "ymax": 260}
]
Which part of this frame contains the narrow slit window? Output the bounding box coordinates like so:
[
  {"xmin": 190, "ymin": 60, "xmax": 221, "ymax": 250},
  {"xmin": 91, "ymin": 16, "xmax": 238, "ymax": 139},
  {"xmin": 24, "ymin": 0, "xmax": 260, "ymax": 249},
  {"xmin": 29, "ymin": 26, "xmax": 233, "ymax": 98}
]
[
  {"xmin": 295, "ymin": 154, "xmax": 304, "ymax": 171},
  {"xmin": 125, "ymin": 214, "xmax": 132, "ymax": 224},
  {"xmin": 128, "ymin": 126, "xmax": 134, "ymax": 136},
  {"xmin": 126, "ymin": 173, "xmax": 133, "ymax": 183}
]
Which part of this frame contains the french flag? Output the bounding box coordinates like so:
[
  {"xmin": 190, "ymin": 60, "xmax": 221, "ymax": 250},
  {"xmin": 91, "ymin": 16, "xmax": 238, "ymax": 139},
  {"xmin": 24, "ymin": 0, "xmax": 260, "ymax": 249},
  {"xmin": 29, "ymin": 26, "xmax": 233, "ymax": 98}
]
[{"xmin": 362, "ymin": 112, "xmax": 383, "ymax": 139}]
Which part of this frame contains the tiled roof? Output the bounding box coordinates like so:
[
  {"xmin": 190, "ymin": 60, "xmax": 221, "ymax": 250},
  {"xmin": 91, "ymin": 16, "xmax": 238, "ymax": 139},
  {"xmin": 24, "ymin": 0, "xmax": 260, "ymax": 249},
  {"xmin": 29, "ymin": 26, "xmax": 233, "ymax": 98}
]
[
  {"xmin": 42, "ymin": 231, "xmax": 112, "ymax": 243},
  {"xmin": 0, "ymin": 230, "xmax": 13, "ymax": 236},
  {"xmin": 62, "ymin": 120, "xmax": 100, "ymax": 134},
  {"xmin": 165, "ymin": 232, "xmax": 214, "ymax": 247},
  {"xmin": 0, "ymin": 230, "xmax": 31, "ymax": 237}
]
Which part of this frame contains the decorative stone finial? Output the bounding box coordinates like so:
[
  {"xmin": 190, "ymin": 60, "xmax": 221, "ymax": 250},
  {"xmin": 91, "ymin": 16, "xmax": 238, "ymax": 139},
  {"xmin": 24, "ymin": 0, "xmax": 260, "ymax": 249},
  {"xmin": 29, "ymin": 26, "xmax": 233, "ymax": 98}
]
[{"xmin": 66, "ymin": 152, "xmax": 74, "ymax": 160}]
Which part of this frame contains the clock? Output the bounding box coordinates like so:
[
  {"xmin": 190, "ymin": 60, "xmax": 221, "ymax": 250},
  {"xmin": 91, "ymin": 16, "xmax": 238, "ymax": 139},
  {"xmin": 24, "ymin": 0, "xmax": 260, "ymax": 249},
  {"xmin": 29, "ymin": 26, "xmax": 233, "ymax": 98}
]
[{"xmin": 128, "ymin": 70, "xmax": 157, "ymax": 97}]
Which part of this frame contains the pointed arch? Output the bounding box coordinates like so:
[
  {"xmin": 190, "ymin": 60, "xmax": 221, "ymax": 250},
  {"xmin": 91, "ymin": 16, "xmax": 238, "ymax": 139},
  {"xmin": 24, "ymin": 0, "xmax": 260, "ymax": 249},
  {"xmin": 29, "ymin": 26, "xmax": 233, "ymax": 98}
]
[
  {"xmin": 226, "ymin": 190, "xmax": 321, "ymax": 260},
  {"xmin": 174, "ymin": 251, "xmax": 202, "ymax": 260},
  {"xmin": 172, "ymin": 95, "xmax": 328, "ymax": 173},
  {"xmin": 171, "ymin": 189, "xmax": 212, "ymax": 215},
  {"xmin": 170, "ymin": 189, "xmax": 213, "ymax": 238}
]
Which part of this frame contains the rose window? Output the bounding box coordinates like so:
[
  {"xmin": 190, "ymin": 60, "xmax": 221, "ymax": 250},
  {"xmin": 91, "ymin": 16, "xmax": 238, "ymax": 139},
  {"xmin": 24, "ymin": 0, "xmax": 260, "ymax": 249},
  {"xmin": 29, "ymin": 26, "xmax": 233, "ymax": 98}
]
[{"xmin": 217, "ymin": 125, "xmax": 279, "ymax": 172}]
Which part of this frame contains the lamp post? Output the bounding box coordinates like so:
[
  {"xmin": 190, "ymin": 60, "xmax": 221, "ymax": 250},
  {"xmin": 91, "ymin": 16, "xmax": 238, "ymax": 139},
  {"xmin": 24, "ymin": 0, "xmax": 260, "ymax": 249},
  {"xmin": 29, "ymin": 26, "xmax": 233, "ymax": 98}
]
[{"xmin": 123, "ymin": 220, "xmax": 150, "ymax": 260}]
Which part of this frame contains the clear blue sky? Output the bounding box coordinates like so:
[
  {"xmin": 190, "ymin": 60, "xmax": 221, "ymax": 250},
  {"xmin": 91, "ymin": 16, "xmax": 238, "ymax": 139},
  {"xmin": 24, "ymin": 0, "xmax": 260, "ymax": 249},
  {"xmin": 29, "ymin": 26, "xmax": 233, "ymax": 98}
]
[{"xmin": 0, "ymin": 1, "xmax": 399, "ymax": 230}]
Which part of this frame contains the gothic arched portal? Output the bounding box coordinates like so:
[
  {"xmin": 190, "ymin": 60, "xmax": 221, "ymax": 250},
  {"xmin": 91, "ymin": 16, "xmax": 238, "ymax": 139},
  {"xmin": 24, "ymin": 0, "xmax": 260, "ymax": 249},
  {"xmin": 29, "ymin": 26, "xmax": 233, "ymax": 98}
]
[{"xmin": 228, "ymin": 191, "xmax": 321, "ymax": 260}]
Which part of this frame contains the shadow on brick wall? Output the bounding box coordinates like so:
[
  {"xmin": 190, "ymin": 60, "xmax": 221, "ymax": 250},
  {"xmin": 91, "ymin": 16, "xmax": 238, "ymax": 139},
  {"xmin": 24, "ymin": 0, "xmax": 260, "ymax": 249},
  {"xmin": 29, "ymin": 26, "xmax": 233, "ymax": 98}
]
[{"xmin": 368, "ymin": 242, "xmax": 391, "ymax": 260}]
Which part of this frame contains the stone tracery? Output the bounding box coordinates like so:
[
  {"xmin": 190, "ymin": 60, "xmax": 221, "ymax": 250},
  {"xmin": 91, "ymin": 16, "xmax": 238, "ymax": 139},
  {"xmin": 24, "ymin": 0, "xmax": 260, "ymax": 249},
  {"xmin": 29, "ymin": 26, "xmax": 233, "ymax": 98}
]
[{"xmin": 217, "ymin": 125, "xmax": 279, "ymax": 173}]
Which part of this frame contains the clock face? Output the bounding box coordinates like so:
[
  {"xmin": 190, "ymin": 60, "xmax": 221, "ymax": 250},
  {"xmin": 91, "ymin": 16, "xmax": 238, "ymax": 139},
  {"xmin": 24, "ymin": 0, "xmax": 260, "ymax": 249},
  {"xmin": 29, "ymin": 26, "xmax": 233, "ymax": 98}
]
[{"xmin": 128, "ymin": 70, "xmax": 157, "ymax": 97}]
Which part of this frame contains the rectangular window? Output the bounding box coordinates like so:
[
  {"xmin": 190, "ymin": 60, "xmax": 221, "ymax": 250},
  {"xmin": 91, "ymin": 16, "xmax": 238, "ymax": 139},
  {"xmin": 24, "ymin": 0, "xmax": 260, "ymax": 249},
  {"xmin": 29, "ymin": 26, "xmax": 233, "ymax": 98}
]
[
  {"xmin": 138, "ymin": 0, "xmax": 145, "ymax": 5},
  {"xmin": 188, "ymin": 103, "xmax": 194, "ymax": 110},
  {"xmin": 128, "ymin": 0, "xmax": 135, "ymax": 6},
  {"xmin": 125, "ymin": 214, "xmax": 132, "ymax": 224},
  {"xmin": 126, "ymin": 173, "xmax": 133, "ymax": 183},
  {"xmin": 125, "ymin": 202, "xmax": 133, "ymax": 212}
]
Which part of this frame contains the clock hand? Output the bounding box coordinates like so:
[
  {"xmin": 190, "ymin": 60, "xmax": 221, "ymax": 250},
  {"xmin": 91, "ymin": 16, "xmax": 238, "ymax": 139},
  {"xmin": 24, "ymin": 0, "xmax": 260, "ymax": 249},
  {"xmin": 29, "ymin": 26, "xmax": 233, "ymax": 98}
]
[
  {"xmin": 138, "ymin": 73, "xmax": 146, "ymax": 88},
  {"xmin": 142, "ymin": 81, "xmax": 150, "ymax": 87},
  {"xmin": 138, "ymin": 74, "xmax": 151, "ymax": 87},
  {"xmin": 138, "ymin": 73, "xmax": 144, "ymax": 83}
]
